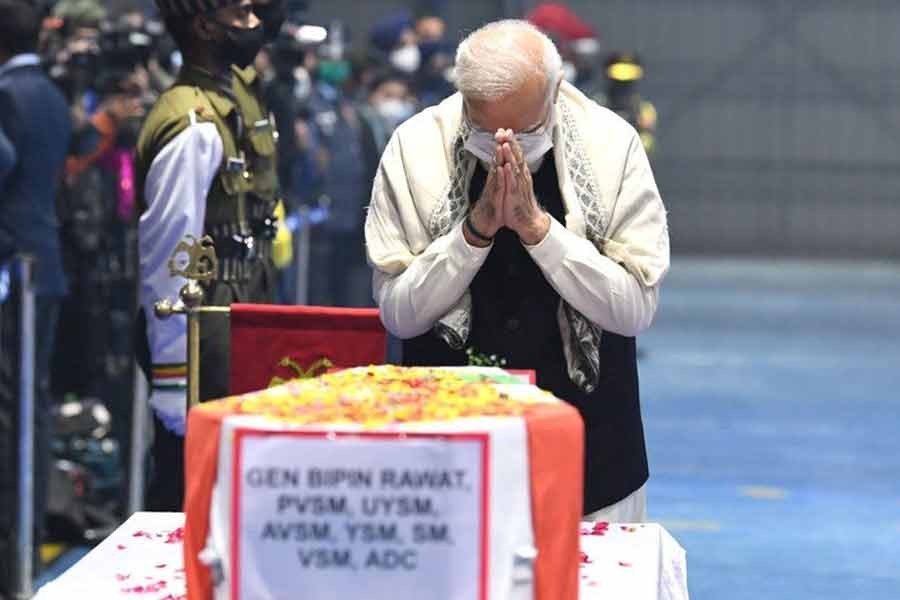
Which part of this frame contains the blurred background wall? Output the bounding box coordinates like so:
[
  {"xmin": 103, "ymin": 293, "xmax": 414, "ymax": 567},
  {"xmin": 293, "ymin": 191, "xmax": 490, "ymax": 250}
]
[{"xmin": 307, "ymin": 0, "xmax": 900, "ymax": 258}]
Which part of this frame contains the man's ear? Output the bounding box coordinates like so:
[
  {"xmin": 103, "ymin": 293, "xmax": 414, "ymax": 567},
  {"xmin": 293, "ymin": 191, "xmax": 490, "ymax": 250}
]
[
  {"xmin": 554, "ymin": 70, "xmax": 563, "ymax": 102},
  {"xmin": 464, "ymin": 98, "xmax": 485, "ymax": 130}
]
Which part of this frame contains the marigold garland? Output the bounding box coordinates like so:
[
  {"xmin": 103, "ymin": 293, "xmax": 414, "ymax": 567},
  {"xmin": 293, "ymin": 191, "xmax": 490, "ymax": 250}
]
[{"xmin": 220, "ymin": 366, "xmax": 550, "ymax": 427}]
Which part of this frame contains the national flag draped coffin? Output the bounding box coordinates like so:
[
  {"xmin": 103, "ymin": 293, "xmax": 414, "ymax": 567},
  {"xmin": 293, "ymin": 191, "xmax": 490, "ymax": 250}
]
[{"xmin": 183, "ymin": 366, "xmax": 583, "ymax": 600}]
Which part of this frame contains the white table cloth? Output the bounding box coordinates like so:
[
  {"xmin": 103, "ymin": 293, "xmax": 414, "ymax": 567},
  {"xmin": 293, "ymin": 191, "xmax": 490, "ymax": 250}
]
[
  {"xmin": 34, "ymin": 513, "xmax": 688, "ymax": 600},
  {"xmin": 34, "ymin": 512, "xmax": 187, "ymax": 600},
  {"xmin": 577, "ymin": 521, "xmax": 688, "ymax": 600}
]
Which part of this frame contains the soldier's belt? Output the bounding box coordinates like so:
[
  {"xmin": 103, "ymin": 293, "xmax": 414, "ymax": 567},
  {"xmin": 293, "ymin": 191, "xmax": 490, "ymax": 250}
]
[
  {"xmin": 206, "ymin": 213, "xmax": 278, "ymax": 281},
  {"xmin": 216, "ymin": 240, "xmax": 272, "ymax": 282},
  {"xmin": 208, "ymin": 214, "xmax": 278, "ymax": 241}
]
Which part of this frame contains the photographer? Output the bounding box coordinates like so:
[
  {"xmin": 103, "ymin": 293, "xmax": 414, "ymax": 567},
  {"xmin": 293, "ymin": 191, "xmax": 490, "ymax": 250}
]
[
  {"xmin": 0, "ymin": 0, "xmax": 73, "ymax": 592},
  {"xmin": 49, "ymin": 15, "xmax": 165, "ymax": 518}
]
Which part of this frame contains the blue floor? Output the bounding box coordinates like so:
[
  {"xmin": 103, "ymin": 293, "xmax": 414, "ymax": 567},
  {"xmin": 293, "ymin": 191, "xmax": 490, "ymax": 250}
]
[
  {"xmin": 34, "ymin": 547, "xmax": 90, "ymax": 589},
  {"xmin": 641, "ymin": 258, "xmax": 900, "ymax": 599}
]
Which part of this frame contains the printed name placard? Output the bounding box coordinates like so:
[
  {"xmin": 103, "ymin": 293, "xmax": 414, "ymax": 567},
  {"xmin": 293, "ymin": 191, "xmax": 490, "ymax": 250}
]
[{"xmin": 231, "ymin": 430, "xmax": 489, "ymax": 600}]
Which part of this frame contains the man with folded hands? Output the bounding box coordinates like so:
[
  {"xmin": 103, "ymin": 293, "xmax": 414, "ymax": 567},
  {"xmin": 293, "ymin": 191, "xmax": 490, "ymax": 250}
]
[{"xmin": 365, "ymin": 19, "xmax": 670, "ymax": 521}]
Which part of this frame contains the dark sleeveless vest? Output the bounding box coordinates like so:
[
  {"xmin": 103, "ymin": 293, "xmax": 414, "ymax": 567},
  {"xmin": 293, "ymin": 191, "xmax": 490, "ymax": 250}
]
[{"xmin": 402, "ymin": 156, "xmax": 649, "ymax": 513}]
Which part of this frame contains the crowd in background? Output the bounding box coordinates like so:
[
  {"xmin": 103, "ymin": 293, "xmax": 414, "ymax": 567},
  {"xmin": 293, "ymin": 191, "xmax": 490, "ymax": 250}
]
[{"xmin": 3, "ymin": 0, "xmax": 657, "ymax": 547}]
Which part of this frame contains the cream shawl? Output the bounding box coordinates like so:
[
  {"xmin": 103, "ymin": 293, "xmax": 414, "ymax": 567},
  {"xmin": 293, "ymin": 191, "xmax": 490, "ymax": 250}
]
[{"xmin": 366, "ymin": 81, "xmax": 669, "ymax": 392}]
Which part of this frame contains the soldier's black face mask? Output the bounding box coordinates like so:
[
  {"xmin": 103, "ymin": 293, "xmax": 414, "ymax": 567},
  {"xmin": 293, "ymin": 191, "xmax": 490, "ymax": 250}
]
[
  {"xmin": 209, "ymin": 19, "xmax": 266, "ymax": 69},
  {"xmin": 254, "ymin": 0, "xmax": 286, "ymax": 43}
]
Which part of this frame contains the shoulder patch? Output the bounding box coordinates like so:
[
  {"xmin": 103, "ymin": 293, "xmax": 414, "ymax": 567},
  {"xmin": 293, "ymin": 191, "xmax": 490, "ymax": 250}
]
[{"xmin": 188, "ymin": 103, "xmax": 212, "ymax": 125}]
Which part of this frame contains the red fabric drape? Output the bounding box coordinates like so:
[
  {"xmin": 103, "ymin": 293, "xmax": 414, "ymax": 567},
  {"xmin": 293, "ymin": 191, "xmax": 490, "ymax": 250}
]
[{"xmin": 229, "ymin": 304, "xmax": 387, "ymax": 395}]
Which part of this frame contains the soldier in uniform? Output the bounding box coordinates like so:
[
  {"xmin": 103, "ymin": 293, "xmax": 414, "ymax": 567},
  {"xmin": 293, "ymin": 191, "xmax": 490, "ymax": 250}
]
[{"xmin": 135, "ymin": 0, "xmax": 280, "ymax": 510}]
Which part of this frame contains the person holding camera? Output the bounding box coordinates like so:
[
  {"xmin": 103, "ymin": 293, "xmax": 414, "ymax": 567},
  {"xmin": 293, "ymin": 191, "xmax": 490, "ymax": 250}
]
[{"xmin": 0, "ymin": 0, "xmax": 73, "ymax": 593}]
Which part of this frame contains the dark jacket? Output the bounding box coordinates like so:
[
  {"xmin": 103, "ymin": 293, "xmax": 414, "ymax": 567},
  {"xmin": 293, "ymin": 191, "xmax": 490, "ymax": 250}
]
[{"xmin": 0, "ymin": 57, "xmax": 72, "ymax": 295}]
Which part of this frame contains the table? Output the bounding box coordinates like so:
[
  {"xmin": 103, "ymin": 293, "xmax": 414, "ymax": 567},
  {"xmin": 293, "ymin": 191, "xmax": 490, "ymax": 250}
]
[
  {"xmin": 577, "ymin": 521, "xmax": 688, "ymax": 600},
  {"xmin": 34, "ymin": 513, "xmax": 186, "ymax": 600},
  {"xmin": 34, "ymin": 513, "xmax": 688, "ymax": 600}
]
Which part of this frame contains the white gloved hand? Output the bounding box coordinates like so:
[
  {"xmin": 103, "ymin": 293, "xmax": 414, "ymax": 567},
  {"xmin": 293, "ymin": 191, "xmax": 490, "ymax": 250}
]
[{"xmin": 149, "ymin": 388, "xmax": 187, "ymax": 436}]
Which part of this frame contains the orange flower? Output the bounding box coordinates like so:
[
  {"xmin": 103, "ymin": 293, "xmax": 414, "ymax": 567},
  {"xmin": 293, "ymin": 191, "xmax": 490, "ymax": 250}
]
[{"xmin": 221, "ymin": 366, "xmax": 545, "ymax": 427}]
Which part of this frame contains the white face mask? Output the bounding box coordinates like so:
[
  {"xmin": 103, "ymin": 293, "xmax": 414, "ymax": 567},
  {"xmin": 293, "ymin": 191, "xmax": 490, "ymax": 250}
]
[
  {"xmin": 389, "ymin": 44, "xmax": 421, "ymax": 74},
  {"xmin": 292, "ymin": 66, "xmax": 311, "ymax": 102},
  {"xmin": 517, "ymin": 107, "xmax": 556, "ymax": 171},
  {"xmin": 462, "ymin": 130, "xmax": 497, "ymax": 166},
  {"xmin": 463, "ymin": 106, "xmax": 556, "ymax": 172},
  {"xmin": 376, "ymin": 97, "xmax": 416, "ymax": 130}
]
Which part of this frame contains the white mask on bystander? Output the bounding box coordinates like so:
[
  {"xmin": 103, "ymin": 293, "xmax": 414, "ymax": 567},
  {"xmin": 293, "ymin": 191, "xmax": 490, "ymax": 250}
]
[
  {"xmin": 376, "ymin": 98, "xmax": 416, "ymax": 131},
  {"xmin": 390, "ymin": 44, "xmax": 422, "ymax": 74}
]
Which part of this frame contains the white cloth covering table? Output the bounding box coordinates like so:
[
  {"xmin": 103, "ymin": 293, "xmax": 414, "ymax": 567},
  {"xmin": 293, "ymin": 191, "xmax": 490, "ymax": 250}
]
[
  {"xmin": 34, "ymin": 512, "xmax": 187, "ymax": 600},
  {"xmin": 577, "ymin": 521, "xmax": 688, "ymax": 600},
  {"xmin": 34, "ymin": 512, "xmax": 688, "ymax": 600}
]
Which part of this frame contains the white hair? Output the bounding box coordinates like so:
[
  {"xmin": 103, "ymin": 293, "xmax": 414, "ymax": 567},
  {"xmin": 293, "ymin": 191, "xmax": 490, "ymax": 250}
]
[{"xmin": 453, "ymin": 20, "xmax": 562, "ymax": 102}]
